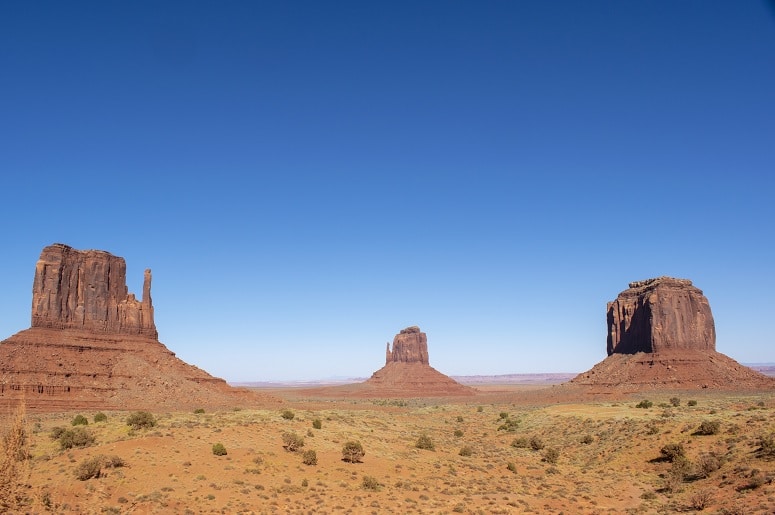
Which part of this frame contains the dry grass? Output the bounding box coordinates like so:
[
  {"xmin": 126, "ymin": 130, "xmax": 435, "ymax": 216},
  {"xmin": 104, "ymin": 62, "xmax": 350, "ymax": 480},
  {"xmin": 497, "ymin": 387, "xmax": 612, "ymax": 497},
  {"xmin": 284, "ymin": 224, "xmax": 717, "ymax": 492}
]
[
  {"xmin": 9, "ymin": 391, "xmax": 775, "ymax": 513},
  {"xmin": 0, "ymin": 400, "xmax": 30, "ymax": 511}
]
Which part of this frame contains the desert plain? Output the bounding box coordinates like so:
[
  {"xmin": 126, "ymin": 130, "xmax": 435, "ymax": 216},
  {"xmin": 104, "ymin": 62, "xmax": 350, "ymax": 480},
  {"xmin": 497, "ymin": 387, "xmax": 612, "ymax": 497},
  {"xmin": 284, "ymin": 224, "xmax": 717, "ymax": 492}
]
[{"xmin": 3, "ymin": 384, "xmax": 775, "ymax": 514}]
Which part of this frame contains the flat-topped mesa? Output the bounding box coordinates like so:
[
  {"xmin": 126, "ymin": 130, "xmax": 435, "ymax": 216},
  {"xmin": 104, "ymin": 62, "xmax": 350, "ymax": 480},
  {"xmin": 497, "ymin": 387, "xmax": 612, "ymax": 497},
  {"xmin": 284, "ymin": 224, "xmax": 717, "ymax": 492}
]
[
  {"xmin": 607, "ymin": 276, "xmax": 715, "ymax": 355},
  {"xmin": 31, "ymin": 243, "xmax": 157, "ymax": 338},
  {"xmin": 386, "ymin": 326, "xmax": 429, "ymax": 365}
]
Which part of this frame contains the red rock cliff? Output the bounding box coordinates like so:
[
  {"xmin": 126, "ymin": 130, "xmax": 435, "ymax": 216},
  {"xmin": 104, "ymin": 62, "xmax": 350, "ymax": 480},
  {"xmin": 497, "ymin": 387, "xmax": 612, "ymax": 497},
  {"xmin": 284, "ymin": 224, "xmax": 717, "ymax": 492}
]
[
  {"xmin": 31, "ymin": 243, "xmax": 157, "ymax": 338},
  {"xmin": 606, "ymin": 277, "xmax": 715, "ymax": 355},
  {"xmin": 385, "ymin": 326, "xmax": 429, "ymax": 365}
]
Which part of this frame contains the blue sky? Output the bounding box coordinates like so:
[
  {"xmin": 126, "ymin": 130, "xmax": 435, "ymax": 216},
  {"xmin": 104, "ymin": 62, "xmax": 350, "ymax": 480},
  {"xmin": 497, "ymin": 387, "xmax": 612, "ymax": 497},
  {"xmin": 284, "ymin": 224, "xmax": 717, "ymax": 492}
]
[{"xmin": 2, "ymin": 1, "xmax": 774, "ymax": 381}]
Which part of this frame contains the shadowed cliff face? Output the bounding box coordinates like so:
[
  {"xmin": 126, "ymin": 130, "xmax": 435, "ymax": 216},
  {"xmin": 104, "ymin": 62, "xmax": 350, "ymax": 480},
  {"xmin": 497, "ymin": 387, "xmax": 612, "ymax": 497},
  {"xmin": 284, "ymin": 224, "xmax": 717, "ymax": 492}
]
[
  {"xmin": 606, "ymin": 277, "xmax": 715, "ymax": 355},
  {"xmin": 385, "ymin": 326, "xmax": 429, "ymax": 365},
  {"xmin": 31, "ymin": 243, "xmax": 157, "ymax": 338}
]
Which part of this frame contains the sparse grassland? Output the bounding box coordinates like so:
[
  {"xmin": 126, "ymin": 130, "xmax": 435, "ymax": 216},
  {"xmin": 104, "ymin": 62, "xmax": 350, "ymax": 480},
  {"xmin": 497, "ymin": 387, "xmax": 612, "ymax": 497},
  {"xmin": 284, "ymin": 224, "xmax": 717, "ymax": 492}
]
[{"xmin": 5, "ymin": 392, "xmax": 774, "ymax": 513}]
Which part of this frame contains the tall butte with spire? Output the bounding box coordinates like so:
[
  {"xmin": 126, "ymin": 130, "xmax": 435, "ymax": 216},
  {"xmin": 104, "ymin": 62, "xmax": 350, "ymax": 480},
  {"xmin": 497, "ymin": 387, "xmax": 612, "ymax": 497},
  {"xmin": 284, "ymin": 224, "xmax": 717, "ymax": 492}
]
[
  {"xmin": 361, "ymin": 326, "xmax": 474, "ymax": 397},
  {"xmin": 569, "ymin": 277, "xmax": 774, "ymax": 390},
  {"xmin": 0, "ymin": 243, "xmax": 272, "ymax": 411}
]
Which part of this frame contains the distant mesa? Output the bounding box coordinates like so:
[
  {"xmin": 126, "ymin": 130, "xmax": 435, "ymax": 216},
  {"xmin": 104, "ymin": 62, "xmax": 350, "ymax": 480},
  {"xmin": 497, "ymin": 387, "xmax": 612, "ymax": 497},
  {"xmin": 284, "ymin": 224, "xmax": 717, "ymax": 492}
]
[
  {"xmin": 570, "ymin": 276, "xmax": 774, "ymax": 390},
  {"xmin": 0, "ymin": 243, "xmax": 273, "ymax": 411},
  {"xmin": 362, "ymin": 326, "xmax": 475, "ymax": 397}
]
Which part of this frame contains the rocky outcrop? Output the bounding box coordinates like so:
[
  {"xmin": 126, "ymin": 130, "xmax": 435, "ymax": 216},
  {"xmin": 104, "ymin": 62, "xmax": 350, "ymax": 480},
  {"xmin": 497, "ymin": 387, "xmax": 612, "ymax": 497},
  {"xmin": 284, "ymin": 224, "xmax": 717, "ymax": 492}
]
[
  {"xmin": 385, "ymin": 326, "xmax": 429, "ymax": 364},
  {"xmin": 1, "ymin": 244, "xmax": 276, "ymax": 411},
  {"xmin": 607, "ymin": 277, "xmax": 715, "ymax": 355},
  {"xmin": 31, "ymin": 243, "xmax": 157, "ymax": 338},
  {"xmin": 569, "ymin": 277, "xmax": 774, "ymax": 391}
]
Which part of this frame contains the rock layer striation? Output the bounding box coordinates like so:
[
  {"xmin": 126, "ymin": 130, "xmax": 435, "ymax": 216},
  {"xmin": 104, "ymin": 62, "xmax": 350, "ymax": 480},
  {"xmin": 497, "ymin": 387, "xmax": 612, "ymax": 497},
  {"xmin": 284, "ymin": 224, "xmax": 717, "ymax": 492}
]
[
  {"xmin": 0, "ymin": 244, "xmax": 275, "ymax": 411},
  {"xmin": 607, "ymin": 277, "xmax": 715, "ymax": 355},
  {"xmin": 385, "ymin": 326, "xmax": 429, "ymax": 365},
  {"xmin": 570, "ymin": 277, "xmax": 774, "ymax": 391}
]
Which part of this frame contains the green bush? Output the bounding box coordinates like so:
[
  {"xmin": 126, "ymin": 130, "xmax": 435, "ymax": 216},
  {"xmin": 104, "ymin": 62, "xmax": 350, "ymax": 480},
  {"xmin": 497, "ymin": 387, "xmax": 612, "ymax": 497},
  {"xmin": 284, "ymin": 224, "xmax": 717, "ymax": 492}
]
[
  {"xmin": 50, "ymin": 426, "xmax": 67, "ymax": 440},
  {"xmin": 126, "ymin": 411, "xmax": 156, "ymax": 430},
  {"xmin": 362, "ymin": 475, "xmax": 380, "ymax": 491},
  {"xmin": 93, "ymin": 412, "xmax": 107, "ymax": 423},
  {"xmin": 212, "ymin": 443, "xmax": 227, "ymax": 456},
  {"xmin": 281, "ymin": 431, "xmax": 304, "ymax": 452},
  {"xmin": 695, "ymin": 420, "xmax": 721, "ymax": 435},
  {"xmin": 280, "ymin": 409, "xmax": 295, "ymax": 420},
  {"xmin": 529, "ymin": 436, "xmax": 545, "ymax": 451},
  {"xmin": 193, "ymin": 408, "xmax": 205, "ymax": 414},
  {"xmin": 458, "ymin": 446, "xmax": 473, "ymax": 457},
  {"xmin": 302, "ymin": 449, "xmax": 317, "ymax": 466},
  {"xmin": 342, "ymin": 441, "xmax": 365, "ymax": 463},
  {"xmin": 687, "ymin": 400, "xmax": 698, "ymax": 406},
  {"xmin": 635, "ymin": 400, "xmax": 653, "ymax": 409},
  {"xmin": 669, "ymin": 397, "xmax": 681, "ymax": 407},
  {"xmin": 415, "ymin": 434, "xmax": 435, "ymax": 451},
  {"xmin": 312, "ymin": 418, "xmax": 322, "ymax": 430},
  {"xmin": 71, "ymin": 414, "xmax": 88, "ymax": 426},
  {"xmin": 660, "ymin": 443, "xmax": 685, "ymax": 462},
  {"xmin": 58, "ymin": 427, "xmax": 95, "ymax": 450}
]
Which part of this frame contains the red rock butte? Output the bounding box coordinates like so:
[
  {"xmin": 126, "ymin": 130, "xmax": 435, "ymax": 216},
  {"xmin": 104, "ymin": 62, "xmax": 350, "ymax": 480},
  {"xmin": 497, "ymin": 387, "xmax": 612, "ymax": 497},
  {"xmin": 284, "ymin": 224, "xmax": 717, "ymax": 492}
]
[
  {"xmin": 360, "ymin": 326, "xmax": 474, "ymax": 397},
  {"xmin": 570, "ymin": 276, "xmax": 774, "ymax": 391},
  {"xmin": 0, "ymin": 244, "xmax": 274, "ymax": 411}
]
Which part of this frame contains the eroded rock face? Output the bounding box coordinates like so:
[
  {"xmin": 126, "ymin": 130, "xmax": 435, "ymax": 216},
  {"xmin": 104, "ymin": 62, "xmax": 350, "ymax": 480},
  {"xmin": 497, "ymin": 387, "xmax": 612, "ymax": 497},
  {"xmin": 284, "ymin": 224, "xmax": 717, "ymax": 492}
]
[
  {"xmin": 31, "ymin": 243, "xmax": 156, "ymax": 338},
  {"xmin": 386, "ymin": 326, "xmax": 429, "ymax": 365},
  {"xmin": 606, "ymin": 277, "xmax": 715, "ymax": 355}
]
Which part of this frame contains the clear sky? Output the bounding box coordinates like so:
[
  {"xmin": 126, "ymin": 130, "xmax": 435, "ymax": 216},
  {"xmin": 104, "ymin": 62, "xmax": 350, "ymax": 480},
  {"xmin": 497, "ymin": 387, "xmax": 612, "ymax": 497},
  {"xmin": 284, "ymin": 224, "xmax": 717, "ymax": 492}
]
[{"xmin": 2, "ymin": 2, "xmax": 774, "ymax": 381}]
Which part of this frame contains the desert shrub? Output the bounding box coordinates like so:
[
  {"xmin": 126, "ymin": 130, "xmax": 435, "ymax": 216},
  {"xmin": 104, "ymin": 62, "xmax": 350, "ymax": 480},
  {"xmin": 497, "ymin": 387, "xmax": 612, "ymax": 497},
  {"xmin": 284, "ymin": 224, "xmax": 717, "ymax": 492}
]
[
  {"xmin": 193, "ymin": 408, "xmax": 205, "ymax": 414},
  {"xmin": 529, "ymin": 436, "xmax": 545, "ymax": 451},
  {"xmin": 50, "ymin": 426, "xmax": 67, "ymax": 441},
  {"xmin": 660, "ymin": 443, "xmax": 685, "ymax": 462},
  {"xmin": 696, "ymin": 452, "xmax": 721, "ymax": 477},
  {"xmin": 695, "ymin": 420, "xmax": 721, "ymax": 435},
  {"xmin": 58, "ymin": 427, "xmax": 95, "ymax": 450},
  {"xmin": 511, "ymin": 437, "xmax": 529, "ymax": 448},
  {"xmin": 312, "ymin": 418, "xmax": 322, "ymax": 430},
  {"xmin": 543, "ymin": 447, "xmax": 560, "ymax": 464},
  {"xmin": 126, "ymin": 411, "xmax": 156, "ymax": 430},
  {"xmin": 663, "ymin": 457, "xmax": 692, "ymax": 492},
  {"xmin": 73, "ymin": 454, "xmax": 125, "ymax": 481},
  {"xmin": 415, "ymin": 434, "xmax": 435, "ymax": 451},
  {"xmin": 281, "ymin": 432, "xmax": 304, "ymax": 452},
  {"xmin": 302, "ymin": 450, "xmax": 317, "ymax": 466},
  {"xmin": 456, "ymin": 416, "xmax": 464, "ymax": 423},
  {"xmin": 362, "ymin": 475, "xmax": 380, "ymax": 491},
  {"xmin": 93, "ymin": 412, "xmax": 107, "ymax": 423},
  {"xmin": 580, "ymin": 434, "xmax": 594, "ymax": 444},
  {"xmin": 212, "ymin": 443, "xmax": 227, "ymax": 456},
  {"xmin": 280, "ymin": 409, "xmax": 295, "ymax": 420},
  {"xmin": 74, "ymin": 456, "xmax": 103, "ymax": 480},
  {"xmin": 506, "ymin": 462, "xmax": 517, "ymax": 474},
  {"xmin": 71, "ymin": 414, "xmax": 88, "ymax": 426},
  {"xmin": 757, "ymin": 433, "xmax": 775, "ymax": 459},
  {"xmin": 476, "ymin": 406, "xmax": 483, "ymax": 413},
  {"xmin": 499, "ymin": 412, "xmax": 509, "ymax": 420},
  {"xmin": 458, "ymin": 446, "xmax": 473, "ymax": 457},
  {"xmin": 454, "ymin": 429, "xmax": 464, "ymax": 437},
  {"xmin": 687, "ymin": 400, "xmax": 697, "ymax": 406},
  {"xmin": 669, "ymin": 397, "xmax": 681, "ymax": 407},
  {"xmin": 635, "ymin": 400, "xmax": 653, "ymax": 409},
  {"xmin": 646, "ymin": 423, "xmax": 660, "ymax": 435},
  {"xmin": 342, "ymin": 441, "xmax": 365, "ymax": 463},
  {"xmin": 690, "ymin": 489, "xmax": 714, "ymax": 510},
  {"xmin": 497, "ymin": 418, "xmax": 520, "ymax": 432}
]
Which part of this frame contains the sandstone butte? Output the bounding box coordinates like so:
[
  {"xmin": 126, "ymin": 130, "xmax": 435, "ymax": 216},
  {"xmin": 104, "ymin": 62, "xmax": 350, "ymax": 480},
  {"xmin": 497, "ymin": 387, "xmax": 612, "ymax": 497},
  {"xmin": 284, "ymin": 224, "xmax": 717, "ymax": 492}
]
[
  {"xmin": 357, "ymin": 326, "xmax": 475, "ymax": 397},
  {"xmin": 0, "ymin": 243, "xmax": 275, "ymax": 411},
  {"xmin": 569, "ymin": 276, "xmax": 775, "ymax": 391}
]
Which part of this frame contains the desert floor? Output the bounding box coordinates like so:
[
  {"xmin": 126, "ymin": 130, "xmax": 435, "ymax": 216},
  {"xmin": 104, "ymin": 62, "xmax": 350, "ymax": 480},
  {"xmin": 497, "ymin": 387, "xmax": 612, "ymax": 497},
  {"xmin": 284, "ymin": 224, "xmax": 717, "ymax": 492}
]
[{"xmin": 5, "ymin": 386, "xmax": 775, "ymax": 514}]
